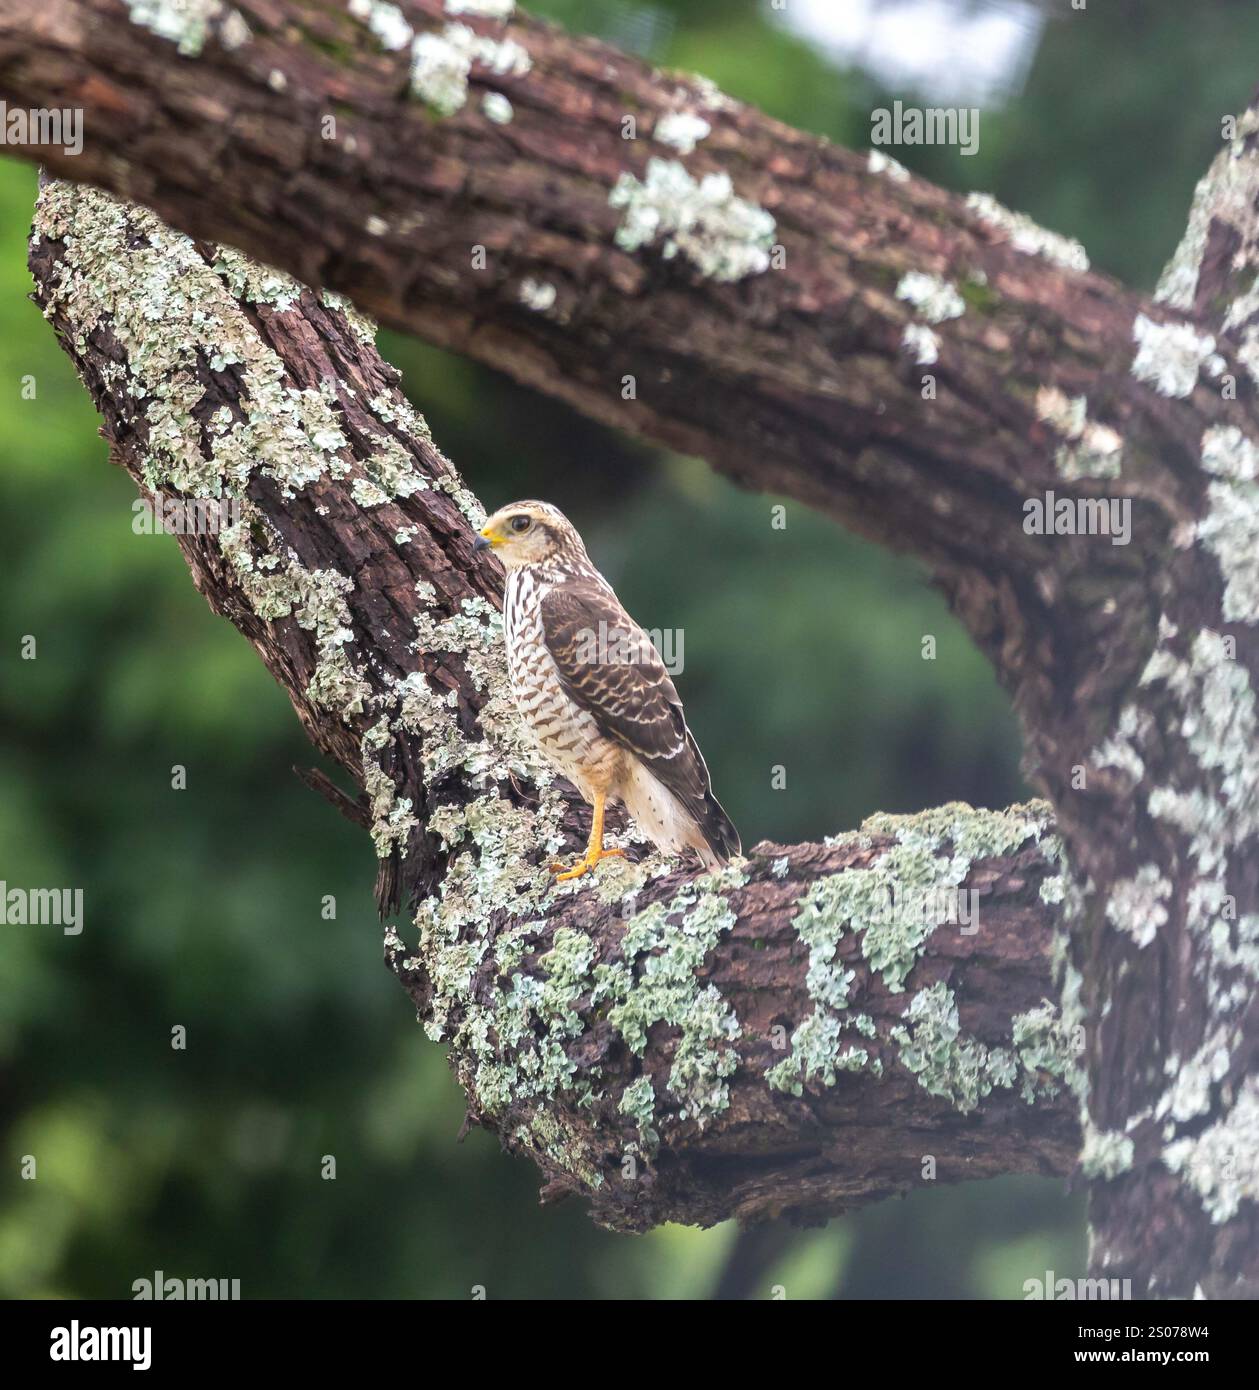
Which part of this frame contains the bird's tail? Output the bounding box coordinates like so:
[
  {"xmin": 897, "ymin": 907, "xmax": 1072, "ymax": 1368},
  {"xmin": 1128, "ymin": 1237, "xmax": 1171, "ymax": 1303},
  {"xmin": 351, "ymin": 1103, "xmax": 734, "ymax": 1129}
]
[{"xmin": 695, "ymin": 791, "xmax": 741, "ymax": 868}]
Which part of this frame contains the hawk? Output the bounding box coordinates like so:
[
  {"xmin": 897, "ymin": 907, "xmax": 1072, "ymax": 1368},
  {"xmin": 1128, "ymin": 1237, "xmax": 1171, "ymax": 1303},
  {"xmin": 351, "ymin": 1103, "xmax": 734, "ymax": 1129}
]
[{"xmin": 475, "ymin": 500, "xmax": 741, "ymax": 881}]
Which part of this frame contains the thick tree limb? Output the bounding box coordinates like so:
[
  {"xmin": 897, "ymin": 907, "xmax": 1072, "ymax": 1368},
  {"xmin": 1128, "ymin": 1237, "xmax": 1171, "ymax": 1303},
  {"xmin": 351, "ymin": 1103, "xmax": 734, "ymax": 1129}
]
[
  {"xmin": 27, "ymin": 179, "xmax": 1079, "ymax": 1234},
  {"xmin": 11, "ymin": 0, "xmax": 1259, "ymax": 1293}
]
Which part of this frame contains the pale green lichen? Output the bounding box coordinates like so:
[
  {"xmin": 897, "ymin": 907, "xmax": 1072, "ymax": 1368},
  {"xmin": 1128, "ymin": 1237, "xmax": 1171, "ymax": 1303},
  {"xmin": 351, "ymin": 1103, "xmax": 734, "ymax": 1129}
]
[
  {"xmin": 1011, "ymin": 1000, "xmax": 1080, "ymax": 1103},
  {"xmin": 1234, "ymin": 325, "xmax": 1259, "ymax": 392},
  {"xmin": 1091, "ymin": 704, "xmax": 1152, "ymax": 787},
  {"xmin": 402, "ymin": 597, "xmax": 545, "ymax": 792},
  {"xmin": 608, "ymin": 158, "xmax": 776, "ymax": 283},
  {"xmin": 410, "ymin": 23, "xmax": 531, "ymax": 116},
  {"xmin": 966, "ymin": 191, "xmax": 1089, "ymax": 273},
  {"xmin": 1039, "ymin": 874, "xmax": 1066, "ymax": 905},
  {"xmin": 684, "ymin": 73, "xmax": 736, "ymax": 114},
  {"xmin": 438, "ymin": 919, "xmax": 588, "ymax": 1104},
  {"xmin": 363, "ymin": 432, "xmax": 431, "ymax": 499},
  {"xmin": 902, "ymin": 323, "xmax": 939, "ymax": 366},
  {"xmin": 1140, "ymin": 629, "xmax": 1259, "ymax": 887},
  {"xmin": 519, "ymin": 278, "xmax": 556, "ymax": 312},
  {"xmin": 218, "ymin": 505, "xmax": 372, "ymax": 718},
  {"xmin": 425, "ymin": 859, "xmax": 743, "ymax": 1174},
  {"xmin": 864, "ymin": 806, "xmax": 1043, "ymax": 997},
  {"xmin": 1081, "ymin": 1126, "xmax": 1135, "ymax": 1180},
  {"xmin": 1202, "ymin": 424, "xmax": 1259, "ymax": 484},
  {"xmin": 1036, "ymin": 386, "xmax": 1123, "ymax": 480},
  {"xmin": 889, "ymin": 982, "xmax": 1017, "ymax": 1113},
  {"xmin": 768, "ymin": 803, "xmax": 1053, "ymax": 1104},
  {"xmin": 348, "ymin": 0, "xmax": 413, "ymax": 51},
  {"xmin": 1197, "ymin": 426, "xmax": 1259, "ymax": 624},
  {"xmin": 1105, "ymin": 865, "xmax": 1171, "ymax": 949},
  {"xmin": 868, "ymin": 150, "xmax": 910, "ymax": 183},
  {"xmin": 765, "ymin": 1012, "xmax": 870, "ymax": 1095},
  {"xmin": 482, "ymin": 91, "xmax": 514, "ymax": 124},
  {"xmin": 862, "ymin": 801, "xmax": 1046, "ymax": 876},
  {"xmin": 362, "ymin": 718, "xmax": 419, "ymax": 857},
  {"xmin": 351, "ymin": 477, "xmax": 390, "ymax": 507},
  {"xmin": 895, "ymin": 271, "xmax": 965, "ymax": 324},
  {"xmin": 592, "ymin": 873, "xmax": 744, "ymax": 1127},
  {"xmin": 792, "ymin": 873, "xmax": 864, "ymax": 1003},
  {"xmin": 653, "ymin": 111, "xmax": 711, "ymax": 155},
  {"xmin": 586, "ymin": 852, "xmax": 664, "ymax": 910},
  {"xmin": 1157, "ymin": 1032, "xmax": 1231, "ymax": 1125},
  {"xmin": 124, "ymin": 0, "xmax": 249, "ymax": 57},
  {"xmin": 860, "ymin": 851, "xmax": 959, "ymax": 992},
  {"xmin": 1163, "ymin": 1077, "xmax": 1259, "ymax": 1223},
  {"xmin": 619, "ymin": 1075, "xmax": 659, "ymax": 1150},
  {"xmin": 512, "ymin": 1108, "xmax": 603, "ymax": 1190},
  {"xmin": 446, "ymin": 0, "xmax": 515, "ymax": 14},
  {"xmin": 469, "ymin": 927, "xmax": 597, "ymax": 1116},
  {"xmin": 410, "ymin": 30, "xmax": 473, "ymax": 115},
  {"xmin": 320, "ymin": 290, "xmax": 379, "ymax": 345},
  {"xmin": 1131, "ymin": 313, "xmax": 1220, "ymax": 398},
  {"xmin": 493, "ymin": 921, "xmax": 539, "ymax": 975},
  {"xmin": 212, "ymin": 245, "xmax": 304, "ymax": 311}
]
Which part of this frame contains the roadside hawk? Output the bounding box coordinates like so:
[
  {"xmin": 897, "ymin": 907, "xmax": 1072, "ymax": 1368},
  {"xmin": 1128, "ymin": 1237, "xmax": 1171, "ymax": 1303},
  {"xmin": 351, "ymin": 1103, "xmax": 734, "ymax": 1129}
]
[{"xmin": 475, "ymin": 500, "xmax": 741, "ymax": 881}]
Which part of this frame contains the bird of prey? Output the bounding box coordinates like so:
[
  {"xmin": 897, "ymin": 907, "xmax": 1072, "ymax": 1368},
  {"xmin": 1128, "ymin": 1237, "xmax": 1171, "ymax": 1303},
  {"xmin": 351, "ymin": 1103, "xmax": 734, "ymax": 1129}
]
[{"xmin": 475, "ymin": 500, "xmax": 740, "ymax": 881}]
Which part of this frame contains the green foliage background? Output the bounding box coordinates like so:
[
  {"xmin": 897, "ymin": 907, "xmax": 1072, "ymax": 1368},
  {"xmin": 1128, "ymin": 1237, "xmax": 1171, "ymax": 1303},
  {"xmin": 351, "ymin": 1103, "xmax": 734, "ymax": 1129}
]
[{"xmin": 0, "ymin": 0, "xmax": 1250, "ymax": 1298}]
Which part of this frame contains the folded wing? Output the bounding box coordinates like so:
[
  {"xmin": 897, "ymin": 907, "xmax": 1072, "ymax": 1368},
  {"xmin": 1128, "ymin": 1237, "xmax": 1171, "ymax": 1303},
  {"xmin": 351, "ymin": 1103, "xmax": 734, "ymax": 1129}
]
[{"xmin": 541, "ymin": 582, "xmax": 740, "ymax": 860}]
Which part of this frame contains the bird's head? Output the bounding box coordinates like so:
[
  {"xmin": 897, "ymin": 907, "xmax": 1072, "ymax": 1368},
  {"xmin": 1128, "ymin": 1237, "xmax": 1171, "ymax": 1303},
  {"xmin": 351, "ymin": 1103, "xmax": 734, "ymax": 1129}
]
[{"xmin": 475, "ymin": 500, "xmax": 588, "ymax": 572}]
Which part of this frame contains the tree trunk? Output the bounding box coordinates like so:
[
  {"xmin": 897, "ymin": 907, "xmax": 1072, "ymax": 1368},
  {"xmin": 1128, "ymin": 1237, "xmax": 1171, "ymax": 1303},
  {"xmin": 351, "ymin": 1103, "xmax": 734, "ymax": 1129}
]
[{"xmin": 10, "ymin": 0, "xmax": 1259, "ymax": 1294}]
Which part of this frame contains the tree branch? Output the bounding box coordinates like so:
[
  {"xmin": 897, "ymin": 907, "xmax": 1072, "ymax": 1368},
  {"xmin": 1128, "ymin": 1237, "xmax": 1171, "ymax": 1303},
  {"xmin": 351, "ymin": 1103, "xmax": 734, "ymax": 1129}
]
[{"xmin": 27, "ymin": 178, "xmax": 1079, "ymax": 1232}]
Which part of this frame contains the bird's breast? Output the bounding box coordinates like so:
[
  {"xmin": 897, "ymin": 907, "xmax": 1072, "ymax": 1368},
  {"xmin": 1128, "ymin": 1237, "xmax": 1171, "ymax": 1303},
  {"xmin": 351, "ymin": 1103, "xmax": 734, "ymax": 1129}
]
[{"xmin": 504, "ymin": 570, "xmax": 617, "ymax": 791}]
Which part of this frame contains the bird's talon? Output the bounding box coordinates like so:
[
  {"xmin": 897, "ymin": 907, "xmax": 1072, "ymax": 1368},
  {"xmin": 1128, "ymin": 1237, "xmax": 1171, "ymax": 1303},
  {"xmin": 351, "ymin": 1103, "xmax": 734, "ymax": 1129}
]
[{"xmin": 551, "ymin": 847, "xmax": 624, "ymax": 882}]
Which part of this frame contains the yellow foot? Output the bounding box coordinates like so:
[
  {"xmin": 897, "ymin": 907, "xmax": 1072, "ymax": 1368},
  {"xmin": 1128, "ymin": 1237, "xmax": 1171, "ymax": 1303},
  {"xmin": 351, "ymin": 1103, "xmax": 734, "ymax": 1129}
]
[{"xmin": 552, "ymin": 847, "xmax": 625, "ymax": 882}]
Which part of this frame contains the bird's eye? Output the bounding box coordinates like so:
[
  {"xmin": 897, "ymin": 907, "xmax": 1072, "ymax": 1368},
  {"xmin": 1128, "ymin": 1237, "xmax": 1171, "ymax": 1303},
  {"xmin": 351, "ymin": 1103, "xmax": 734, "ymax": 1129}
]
[{"xmin": 509, "ymin": 515, "xmax": 532, "ymax": 533}]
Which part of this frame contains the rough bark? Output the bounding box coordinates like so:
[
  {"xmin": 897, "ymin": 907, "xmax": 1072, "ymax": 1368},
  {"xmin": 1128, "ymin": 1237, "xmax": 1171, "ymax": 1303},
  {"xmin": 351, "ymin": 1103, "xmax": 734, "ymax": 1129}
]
[
  {"xmin": 8, "ymin": 0, "xmax": 1259, "ymax": 1294},
  {"xmin": 27, "ymin": 178, "xmax": 1079, "ymax": 1235}
]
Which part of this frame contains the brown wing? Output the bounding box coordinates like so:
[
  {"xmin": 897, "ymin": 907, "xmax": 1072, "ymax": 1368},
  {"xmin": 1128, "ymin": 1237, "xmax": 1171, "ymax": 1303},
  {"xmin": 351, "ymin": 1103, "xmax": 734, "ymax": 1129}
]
[
  {"xmin": 541, "ymin": 582, "xmax": 703, "ymax": 782},
  {"xmin": 541, "ymin": 583, "xmax": 741, "ymax": 860}
]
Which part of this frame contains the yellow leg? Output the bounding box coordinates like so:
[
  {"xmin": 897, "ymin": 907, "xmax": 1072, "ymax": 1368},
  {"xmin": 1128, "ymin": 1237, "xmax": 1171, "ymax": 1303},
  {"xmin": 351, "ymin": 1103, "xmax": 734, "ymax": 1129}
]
[{"xmin": 553, "ymin": 791, "xmax": 625, "ymax": 881}]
